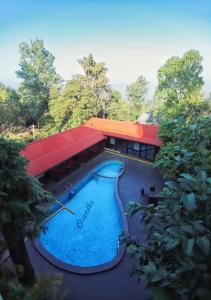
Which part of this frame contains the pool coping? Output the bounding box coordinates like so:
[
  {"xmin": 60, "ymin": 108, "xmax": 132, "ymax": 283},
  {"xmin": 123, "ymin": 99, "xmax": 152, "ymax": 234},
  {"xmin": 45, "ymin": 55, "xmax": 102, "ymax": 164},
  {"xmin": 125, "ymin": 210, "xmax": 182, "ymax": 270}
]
[{"xmin": 33, "ymin": 159, "xmax": 129, "ymax": 274}]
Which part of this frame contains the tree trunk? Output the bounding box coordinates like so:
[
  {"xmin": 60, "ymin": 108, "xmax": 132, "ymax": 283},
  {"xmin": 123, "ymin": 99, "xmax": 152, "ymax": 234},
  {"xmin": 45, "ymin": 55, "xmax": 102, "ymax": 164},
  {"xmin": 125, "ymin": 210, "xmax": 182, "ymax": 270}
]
[
  {"xmin": 1, "ymin": 223, "xmax": 36, "ymax": 287},
  {"xmin": 102, "ymin": 101, "xmax": 106, "ymax": 119}
]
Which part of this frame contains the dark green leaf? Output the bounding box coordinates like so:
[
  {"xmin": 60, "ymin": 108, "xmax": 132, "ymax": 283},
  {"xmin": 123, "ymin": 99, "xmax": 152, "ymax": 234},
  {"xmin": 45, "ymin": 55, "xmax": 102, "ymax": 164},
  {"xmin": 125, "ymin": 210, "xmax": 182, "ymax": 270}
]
[
  {"xmin": 0, "ymin": 210, "xmax": 11, "ymax": 222},
  {"xmin": 196, "ymin": 236, "xmax": 210, "ymax": 256},
  {"xmin": 150, "ymin": 287, "xmax": 171, "ymax": 300},
  {"xmin": 183, "ymin": 192, "xmax": 197, "ymax": 211},
  {"xmin": 178, "ymin": 180, "xmax": 193, "ymax": 192},
  {"xmin": 143, "ymin": 261, "xmax": 157, "ymax": 275},
  {"xmin": 180, "ymin": 225, "xmax": 195, "ymax": 235},
  {"xmin": 165, "ymin": 181, "xmax": 179, "ymax": 190},
  {"xmin": 165, "ymin": 239, "xmax": 180, "ymax": 251},
  {"xmin": 183, "ymin": 238, "xmax": 194, "ymax": 256}
]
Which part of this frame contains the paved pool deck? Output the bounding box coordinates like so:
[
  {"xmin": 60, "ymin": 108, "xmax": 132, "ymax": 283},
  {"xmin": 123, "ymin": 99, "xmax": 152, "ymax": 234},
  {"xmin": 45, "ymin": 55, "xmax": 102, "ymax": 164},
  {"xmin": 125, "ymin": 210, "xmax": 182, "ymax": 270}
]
[{"xmin": 27, "ymin": 150, "xmax": 165, "ymax": 300}]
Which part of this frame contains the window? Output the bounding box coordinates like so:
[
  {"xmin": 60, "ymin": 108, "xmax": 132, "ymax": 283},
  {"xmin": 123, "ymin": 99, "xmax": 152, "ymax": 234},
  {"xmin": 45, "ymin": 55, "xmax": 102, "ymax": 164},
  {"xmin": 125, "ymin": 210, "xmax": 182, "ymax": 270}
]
[
  {"xmin": 110, "ymin": 137, "xmax": 115, "ymax": 145},
  {"xmin": 134, "ymin": 142, "xmax": 140, "ymax": 151},
  {"xmin": 146, "ymin": 145, "xmax": 155, "ymax": 161}
]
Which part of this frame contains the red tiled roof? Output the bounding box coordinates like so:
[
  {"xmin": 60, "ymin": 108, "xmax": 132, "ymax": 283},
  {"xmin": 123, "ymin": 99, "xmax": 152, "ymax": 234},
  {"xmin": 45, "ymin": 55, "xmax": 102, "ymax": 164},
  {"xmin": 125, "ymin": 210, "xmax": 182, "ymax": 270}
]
[
  {"xmin": 21, "ymin": 125, "xmax": 105, "ymax": 176},
  {"xmin": 84, "ymin": 118, "xmax": 161, "ymax": 146}
]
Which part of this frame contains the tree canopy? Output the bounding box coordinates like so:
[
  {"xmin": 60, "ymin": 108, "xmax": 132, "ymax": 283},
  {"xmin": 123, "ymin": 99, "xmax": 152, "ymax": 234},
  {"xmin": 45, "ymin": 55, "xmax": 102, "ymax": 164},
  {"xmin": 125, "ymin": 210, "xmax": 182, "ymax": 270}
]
[
  {"xmin": 125, "ymin": 113, "xmax": 211, "ymax": 299},
  {"xmin": 0, "ymin": 137, "xmax": 53, "ymax": 286},
  {"xmin": 0, "ymin": 83, "xmax": 22, "ymax": 127},
  {"xmin": 45, "ymin": 76, "xmax": 99, "ymax": 131},
  {"xmin": 16, "ymin": 39, "xmax": 62, "ymax": 125},
  {"xmin": 78, "ymin": 54, "xmax": 111, "ymax": 118},
  {"xmin": 126, "ymin": 75, "xmax": 148, "ymax": 103},
  {"xmin": 126, "ymin": 75, "xmax": 149, "ymax": 121},
  {"xmin": 124, "ymin": 51, "xmax": 211, "ymax": 299},
  {"xmin": 37, "ymin": 54, "xmax": 114, "ymax": 137},
  {"xmin": 156, "ymin": 50, "xmax": 204, "ymax": 104}
]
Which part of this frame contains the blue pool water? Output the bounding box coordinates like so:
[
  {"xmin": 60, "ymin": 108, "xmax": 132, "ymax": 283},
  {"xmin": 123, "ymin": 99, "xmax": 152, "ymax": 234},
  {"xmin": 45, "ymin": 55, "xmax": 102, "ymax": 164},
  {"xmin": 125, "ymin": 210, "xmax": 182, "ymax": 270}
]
[
  {"xmin": 40, "ymin": 160, "xmax": 124, "ymax": 267},
  {"xmin": 96, "ymin": 161, "xmax": 123, "ymax": 177}
]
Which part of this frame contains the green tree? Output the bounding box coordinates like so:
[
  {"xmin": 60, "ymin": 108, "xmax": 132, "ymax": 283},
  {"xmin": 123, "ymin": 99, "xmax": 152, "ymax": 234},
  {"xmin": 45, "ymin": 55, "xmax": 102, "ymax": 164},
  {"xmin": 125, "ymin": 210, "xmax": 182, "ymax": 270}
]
[
  {"xmin": 125, "ymin": 115, "xmax": 211, "ymax": 300},
  {"xmin": 78, "ymin": 54, "xmax": 111, "ymax": 118},
  {"xmin": 124, "ymin": 52, "xmax": 211, "ymax": 298},
  {"xmin": 107, "ymin": 90, "xmax": 132, "ymax": 121},
  {"xmin": 155, "ymin": 50, "xmax": 204, "ymax": 104},
  {"xmin": 107, "ymin": 100, "xmax": 131, "ymax": 121},
  {"xmin": 39, "ymin": 54, "xmax": 111, "ymax": 135},
  {"xmin": 155, "ymin": 115, "xmax": 211, "ymax": 179},
  {"xmin": 0, "ymin": 137, "xmax": 53, "ymax": 286},
  {"xmin": 126, "ymin": 75, "xmax": 149, "ymax": 121},
  {"xmin": 0, "ymin": 267, "xmax": 64, "ymax": 300},
  {"xmin": 43, "ymin": 76, "xmax": 99, "ymax": 132},
  {"xmin": 126, "ymin": 75, "xmax": 148, "ymax": 103},
  {"xmin": 125, "ymin": 167, "xmax": 211, "ymax": 300},
  {"xmin": 124, "ymin": 112, "xmax": 211, "ymax": 299},
  {"xmin": 110, "ymin": 88, "xmax": 122, "ymax": 103},
  {"xmin": 206, "ymin": 92, "xmax": 211, "ymax": 111},
  {"xmin": 0, "ymin": 83, "xmax": 22, "ymax": 126},
  {"xmin": 153, "ymin": 50, "xmax": 205, "ymax": 123},
  {"xmin": 16, "ymin": 39, "xmax": 62, "ymax": 125}
]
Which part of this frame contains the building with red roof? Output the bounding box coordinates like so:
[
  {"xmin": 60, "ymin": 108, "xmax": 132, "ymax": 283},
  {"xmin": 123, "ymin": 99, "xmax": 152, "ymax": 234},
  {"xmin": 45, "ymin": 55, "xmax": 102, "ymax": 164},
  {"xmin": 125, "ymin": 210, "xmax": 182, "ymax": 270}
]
[
  {"xmin": 22, "ymin": 125, "xmax": 105, "ymax": 178},
  {"xmin": 85, "ymin": 118, "xmax": 161, "ymax": 161},
  {"xmin": 22, "ymin": 118, "xmax": 161, "ymax": 178}
]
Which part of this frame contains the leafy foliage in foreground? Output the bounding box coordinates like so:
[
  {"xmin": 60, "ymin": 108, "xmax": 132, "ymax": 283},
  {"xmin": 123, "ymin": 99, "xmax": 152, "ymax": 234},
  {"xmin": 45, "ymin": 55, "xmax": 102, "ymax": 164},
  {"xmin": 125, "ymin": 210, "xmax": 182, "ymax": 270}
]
[
  {"xmin": 124, "ymin": 168, "xmax": 211, "ymax": 299},
  {"xmin": 124, "ymin": 52, "xmax": 211, "ymax": 299},
  {"xmin": 0, "ymin": 267, "xmax": 65, "ymax": 300},
  {"xmin": 155, "ymin": 115, "xmax": 211, "ymax": 179},
  {"xmin": 124, "ymin": 113, "xmax": 211, "ymax": 299},
  {"xmin": 0, "ymin": 137, "xmax": 53, "ymax": 238},
  {"xmin": 0, "ymin": 137, "xmax": 53, "ymax": 285}
]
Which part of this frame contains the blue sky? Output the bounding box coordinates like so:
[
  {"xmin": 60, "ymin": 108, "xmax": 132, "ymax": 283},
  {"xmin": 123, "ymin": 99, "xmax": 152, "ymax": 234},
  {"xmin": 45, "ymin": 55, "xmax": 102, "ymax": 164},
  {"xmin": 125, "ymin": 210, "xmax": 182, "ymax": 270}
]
[{"xmin": 1, "ymin": 0, "xmax": 211, "ymax": 97}]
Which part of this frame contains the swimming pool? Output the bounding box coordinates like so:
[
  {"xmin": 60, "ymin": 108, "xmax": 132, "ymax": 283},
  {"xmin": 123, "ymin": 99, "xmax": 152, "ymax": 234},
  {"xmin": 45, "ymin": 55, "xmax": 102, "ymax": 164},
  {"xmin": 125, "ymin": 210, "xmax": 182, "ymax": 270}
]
[{"xmin": 35, "ymin": 160, "xmax": 128, "ymax": 273}]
